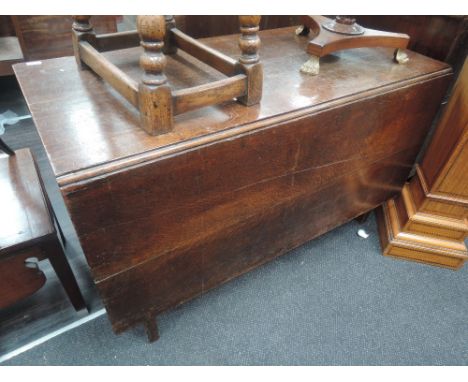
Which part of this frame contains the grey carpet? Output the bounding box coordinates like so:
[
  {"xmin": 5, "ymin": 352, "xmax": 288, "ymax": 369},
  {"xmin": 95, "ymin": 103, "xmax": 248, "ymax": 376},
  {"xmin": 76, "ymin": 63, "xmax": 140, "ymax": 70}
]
[{"xmin": 4, "ymin": 213, "xmax": 468, "ymax": 365}]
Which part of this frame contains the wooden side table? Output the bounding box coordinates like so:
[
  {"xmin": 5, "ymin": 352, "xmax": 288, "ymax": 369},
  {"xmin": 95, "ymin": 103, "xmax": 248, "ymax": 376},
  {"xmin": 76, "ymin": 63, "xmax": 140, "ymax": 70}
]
[
  {"xmin": 0, "ymin": 144, "xmax": 87, "ymax": 311},
  {"xmin": 377, "ymin": 58, "xmax": 468, "ymax": 270}
]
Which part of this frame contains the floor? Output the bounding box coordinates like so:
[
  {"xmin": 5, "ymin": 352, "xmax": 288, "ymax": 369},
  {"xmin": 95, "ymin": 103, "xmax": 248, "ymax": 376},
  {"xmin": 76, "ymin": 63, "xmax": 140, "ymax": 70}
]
[
  {"xmin": 3, "ymin": 212, "xmax": 468, "ymax": 365},
  {"xmin": 0, "ymin": 76, "xmax": 467, "ymax": 366}
]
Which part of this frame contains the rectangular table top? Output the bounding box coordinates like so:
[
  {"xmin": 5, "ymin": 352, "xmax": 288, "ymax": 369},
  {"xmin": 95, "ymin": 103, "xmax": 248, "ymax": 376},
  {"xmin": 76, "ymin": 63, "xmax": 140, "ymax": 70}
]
[{"xmin": 14, "ymin": 27, "xmax": 450, "ymax": 186}]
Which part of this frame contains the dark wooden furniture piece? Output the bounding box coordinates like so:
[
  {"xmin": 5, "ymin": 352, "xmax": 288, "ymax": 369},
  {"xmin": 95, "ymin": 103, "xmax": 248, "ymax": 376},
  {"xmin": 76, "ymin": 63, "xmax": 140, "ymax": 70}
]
[
  {"xmin": 174, "ymin": 15, "xmax": 299, "ymax": 40},
  {"xmin": 14, "ymin": 25, "xmax": 451, "ymax": 342},
  {"xmin": 0, "ymin": 144, "xmax": 87, "ymax": 311},
  {"xmin": 355, "ymin": 16, "xmax": 467, "ymax": 65},
  {"xmin": 0, "ymin": 16, "xmax": 117, "ymax": 76},
  {"xmin": 71, "ymin": 15, "xmax": 262, "ymax": 135},
  {"xmin": 377, "ymin": 58, "xmax": 468, "ymax": 270},
  {"xmin": 0, "ymin": 35, "xmax": 23, "ymax": 77},
  {"xmin": 297, "ymin": 16, "xmax": 410, "ymax": 75},
  {"xmin": 174, "ymin": 16, "xmax": 466, "ymax": 71}
]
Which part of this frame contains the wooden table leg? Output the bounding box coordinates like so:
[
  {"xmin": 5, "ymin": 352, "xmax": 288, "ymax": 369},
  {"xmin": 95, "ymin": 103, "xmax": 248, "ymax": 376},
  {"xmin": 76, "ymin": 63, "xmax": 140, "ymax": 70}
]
[
  {"xmin": 355, "ymin": 211, "xmax": 371, "ymax": 224},
  {"xmin": 144, "ymin": 314, "xmax": 160, "ymax": 343},
  {"xmin": 42, "ymin": 236, "xmax": 87, "ymax": 312},
  {"xmin": 50, "ymin": 205, "xmax": 67, "ymax": 246},
  {"xmin": 0, "ymin": 137, "xmax": 15, "ymax": 156}
]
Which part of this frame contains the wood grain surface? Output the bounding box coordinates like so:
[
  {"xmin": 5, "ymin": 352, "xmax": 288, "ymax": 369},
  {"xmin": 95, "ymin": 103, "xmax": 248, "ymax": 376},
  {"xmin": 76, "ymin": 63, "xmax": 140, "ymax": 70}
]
[
  {"xmin": 0, "ymin": 149, "xmax": 54, "ymax": 254},
  {"xmin": 14, "ymin": 27, "xmax": 450, "ymax": 181},
  {"xmin": 377, "ymin": 59, "xmax": 468, "ymax": 269},
  {"xmin": 14, "ymin": 26, "xmax": 451, "ymax": 338}
]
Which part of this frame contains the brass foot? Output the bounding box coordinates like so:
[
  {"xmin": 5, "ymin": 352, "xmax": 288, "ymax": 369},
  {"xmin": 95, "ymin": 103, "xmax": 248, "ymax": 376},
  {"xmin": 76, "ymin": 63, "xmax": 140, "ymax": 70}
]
[
  {"xmin": 295, "ymin": 25, "xmax": 310, "ymax": 36},
  {"xmin": 300, "ymin": 55, "xmax": 320, "ymax": 75},
  {"xmin": 394, "ymin": 48, "xmax": 409, "ymax": 64}
]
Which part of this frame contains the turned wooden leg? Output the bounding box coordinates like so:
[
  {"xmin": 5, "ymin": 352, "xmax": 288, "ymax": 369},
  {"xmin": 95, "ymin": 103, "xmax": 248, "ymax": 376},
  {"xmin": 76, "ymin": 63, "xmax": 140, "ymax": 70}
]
[
  {"xmin": 71, "ymin": 16, "xmax": 96, "ymax": 69},
  {"xmin": 237, "ymin": 16, "xmax": 263, "ymax": 106},
  {"xmin": 42, "ymin": 236, "xmax": 87, "ymax": 311},
  {"xmin": 144, "ymin": 314, "xmax": 160, "ymax": 343},
  {"xmin": 137, "ymin": 15, "xmax": 173, "ymax": 135}
]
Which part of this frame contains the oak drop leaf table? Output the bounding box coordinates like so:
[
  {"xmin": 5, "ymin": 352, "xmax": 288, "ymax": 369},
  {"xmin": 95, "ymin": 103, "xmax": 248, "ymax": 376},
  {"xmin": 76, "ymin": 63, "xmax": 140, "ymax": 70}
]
[{"xmin": 14, "ymin": 27, "xmax": 450, "ymax": 341}]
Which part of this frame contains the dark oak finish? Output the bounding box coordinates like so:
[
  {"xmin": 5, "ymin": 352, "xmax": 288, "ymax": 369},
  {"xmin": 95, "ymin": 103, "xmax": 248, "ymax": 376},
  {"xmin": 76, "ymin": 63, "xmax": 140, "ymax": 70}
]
[
  {"xmin": 0, "ymin": 36, "xmax": 24, "ymax": 76},
  {"xmin": 175, "ymin": 15, "xmax": 299, "ymax": 40},
  {"xmin": 0, "ymin": 105, "xmax": 103, "ymax": 356},
  {"xmin": 173, "ymin": 16, "xmax": 466, "ymax": 74},
  {"xmin": 0, "ymin": 16, "xmax": 15, "ymax": 37},
  {"xmin": 14, "ymin": 27, "xmax": 451, "ymax": 341},
  {"xmin": 0, "ymin": 149, "xmax": 87, "ymax": 311},
  {"xmin": 0, "ymin": 249, "xmax": 46, "ymax": 310},
  {"xmin": 11, "ymin": 16, "xmax": 117, "ymax": 61},
  {"xmin": 96, "ymin": 31, "xmax": 140, "ymax": 53},
  {"xmin": 0, "ymin": 149, "xmax": 54, "ymax": 251}
]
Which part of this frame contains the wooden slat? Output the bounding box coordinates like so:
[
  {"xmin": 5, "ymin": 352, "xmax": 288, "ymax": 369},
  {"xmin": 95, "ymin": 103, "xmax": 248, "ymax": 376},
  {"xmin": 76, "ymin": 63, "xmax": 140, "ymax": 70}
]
[
  {"xmin": 171, "ymin": 28, "xmax": 238, "ymax": 76},
  {"xmin": 96, "ymin": 30, "xmax": 140, "ymax": 52},
  {"xmin": 79, "ymin": 41, "xmax": 139, "ymax": 107},
  {"xmin": 173, "ymin": 74, "xmax": 246, "ymax": 115}
]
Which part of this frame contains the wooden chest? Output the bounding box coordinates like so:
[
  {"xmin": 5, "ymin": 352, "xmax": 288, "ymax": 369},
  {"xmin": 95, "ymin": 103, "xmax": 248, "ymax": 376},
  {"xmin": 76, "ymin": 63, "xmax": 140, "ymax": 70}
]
[{"xmin": 14, "ymin": 27, "xmax": 451, "ymax": 340}]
